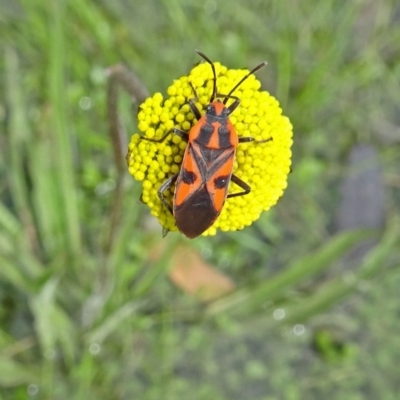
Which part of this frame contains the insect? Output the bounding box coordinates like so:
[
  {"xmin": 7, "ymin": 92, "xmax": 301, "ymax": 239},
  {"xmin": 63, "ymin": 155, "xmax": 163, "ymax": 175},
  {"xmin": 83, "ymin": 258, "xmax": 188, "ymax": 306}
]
[{"xmin": 144, "ymin": 50, "xmax": 268, "ymax": 238}]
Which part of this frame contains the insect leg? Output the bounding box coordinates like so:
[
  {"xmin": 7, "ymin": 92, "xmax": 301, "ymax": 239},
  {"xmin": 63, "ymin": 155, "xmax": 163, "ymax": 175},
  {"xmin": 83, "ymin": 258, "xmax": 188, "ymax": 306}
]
[
  {"xmin": 157, "ymin": 173, "xmax": 179, "ymax": 215},
  {"xmin": 173, "ymin": 128, "xmax": 189, "ymax": 142},
  {"xmin": 227, "ymin": 174, "xmax": 251, "ymax": 198},
  {"xmin": 188, "ymin": 81, "xmax": 199, "ymax": 99},
  {"xmin": 239, "ymin": 136, "xmax": 273, "ymax": 144},
  {"xmin": 188, "ymin": 99, "xmax": 202, "ymax": 120},
  {"xmin": 141, "ymin": 128, "xmax": 189, "ymax": 143}
]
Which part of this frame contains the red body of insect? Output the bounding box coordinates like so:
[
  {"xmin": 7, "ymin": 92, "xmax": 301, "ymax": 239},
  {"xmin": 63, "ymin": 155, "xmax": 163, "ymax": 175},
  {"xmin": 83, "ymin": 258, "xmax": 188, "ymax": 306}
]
[
  {"xmin": 148, "ymin": 50, "xmax": 267, "ymax": 238},
  {"xmin": 173, "ymin": 100, "xmax": 239, "ymax": 238}
]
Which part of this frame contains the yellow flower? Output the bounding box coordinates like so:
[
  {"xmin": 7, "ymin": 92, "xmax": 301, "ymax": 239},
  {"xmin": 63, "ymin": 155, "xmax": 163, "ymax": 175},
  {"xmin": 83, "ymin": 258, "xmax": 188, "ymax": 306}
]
[{"xmin": 127, "ymin": 59, "xmax": 293, "ymax": 237}]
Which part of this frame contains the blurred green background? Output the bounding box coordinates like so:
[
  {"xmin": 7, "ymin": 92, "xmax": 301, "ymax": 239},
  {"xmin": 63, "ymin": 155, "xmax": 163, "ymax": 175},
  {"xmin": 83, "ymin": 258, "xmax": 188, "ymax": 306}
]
[{"xmin": 1, "ymin": 1, "xmax": 400, "ymax": 399}]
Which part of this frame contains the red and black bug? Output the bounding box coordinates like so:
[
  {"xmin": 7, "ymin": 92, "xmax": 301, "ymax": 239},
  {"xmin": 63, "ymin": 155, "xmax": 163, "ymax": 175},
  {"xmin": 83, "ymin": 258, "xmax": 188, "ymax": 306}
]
[{"xmin": 143, "ymin": 50, "xmax": 268, "ymax": 238}]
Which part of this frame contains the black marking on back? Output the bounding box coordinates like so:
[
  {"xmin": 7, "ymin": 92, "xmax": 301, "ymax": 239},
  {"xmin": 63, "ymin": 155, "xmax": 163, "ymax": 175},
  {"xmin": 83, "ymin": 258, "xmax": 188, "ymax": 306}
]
[
  {"xmin": 199, "ymin": 146, "xmax": 226, "ymax": 166},
  {"xmin": 196, "ymin": 123, "xmax": 214, "ymax": 146},
  {"xmin": 214, "ymin": 175, "xmax": 230, "ymax": 189},
  {"xmin": 182, "ymin": 168, "xmax": 197, "ymax": 184},
  {"xmin": 218, "ymin": 123, "xmax": 231, "ymax": 148}
]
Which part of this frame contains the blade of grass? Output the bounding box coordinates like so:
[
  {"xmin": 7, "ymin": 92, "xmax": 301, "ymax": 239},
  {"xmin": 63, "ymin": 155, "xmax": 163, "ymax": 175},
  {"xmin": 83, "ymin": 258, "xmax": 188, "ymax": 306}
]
[
  {"xmin": 279, "ymin": 220, "xmax": 400, "ymax": 325},
  {"xmin": 47, "ymin": 1, "xmax": 81, "ymax": 257},
  {"xmin": 4, "ymin": 46, "xmax": 40, "ymax": 255},
  {"xmin": 30, "ymin": 277, "xmax": 77, "ymax": 366},
  {"xmin": 86, "ymin": 300, "xmax": 145, "ymax": 344},
  {"xmin": 132, "ymin": 235, "xmax": 182, "ymax": 298},
  {"xmin": 207, "ymin": 229, "xmax": 376, "ymax": 316}
]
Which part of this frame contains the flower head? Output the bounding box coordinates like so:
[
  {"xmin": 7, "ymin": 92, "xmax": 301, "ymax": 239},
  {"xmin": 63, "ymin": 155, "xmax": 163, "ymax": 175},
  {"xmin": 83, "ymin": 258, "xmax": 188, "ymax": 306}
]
[{"xmin": 127, "ymin": 58, "xmax": 293, "ymax": 237}]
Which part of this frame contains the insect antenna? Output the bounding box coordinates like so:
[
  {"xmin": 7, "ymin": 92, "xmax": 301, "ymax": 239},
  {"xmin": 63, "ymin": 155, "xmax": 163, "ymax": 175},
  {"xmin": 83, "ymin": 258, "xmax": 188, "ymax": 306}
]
[
  {"xmin": 195, "ymin": 49, "xmax": 217, "ymax": 103},
  {"xmin": 223, "ymin": 61, "xmax": 267, "ymax": 105}
]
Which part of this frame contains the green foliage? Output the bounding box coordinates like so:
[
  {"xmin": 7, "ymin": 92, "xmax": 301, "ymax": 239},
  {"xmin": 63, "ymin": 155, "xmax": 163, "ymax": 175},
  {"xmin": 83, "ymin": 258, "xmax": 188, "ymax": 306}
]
[{"xmin": 1, "ymin": 1, "xmax": 400, "ymax": 399}]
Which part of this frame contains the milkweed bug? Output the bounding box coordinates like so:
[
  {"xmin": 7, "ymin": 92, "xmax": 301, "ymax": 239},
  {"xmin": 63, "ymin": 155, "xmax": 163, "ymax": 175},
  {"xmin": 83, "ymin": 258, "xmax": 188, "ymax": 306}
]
[{"xmin": 143, "ymin": 50, "xmax": 268, "ymax": 238}]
